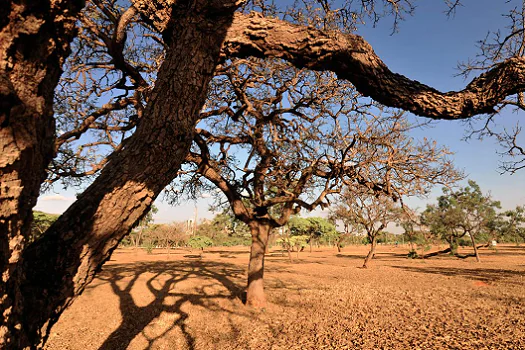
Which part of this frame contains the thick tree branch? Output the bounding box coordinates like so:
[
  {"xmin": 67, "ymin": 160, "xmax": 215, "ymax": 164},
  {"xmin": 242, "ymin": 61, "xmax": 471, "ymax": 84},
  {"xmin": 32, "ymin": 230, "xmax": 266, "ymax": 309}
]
[{"xmin": 222, "ymin": 12, "xmax": 525, "ymax": 120}]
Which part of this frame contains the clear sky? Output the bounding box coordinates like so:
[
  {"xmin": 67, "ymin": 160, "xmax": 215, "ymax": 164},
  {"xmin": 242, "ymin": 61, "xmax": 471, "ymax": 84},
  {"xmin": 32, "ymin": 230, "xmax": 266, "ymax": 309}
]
[{"xmin": 35, "ymin": 0, "xmax": 525, "ymax": 223}]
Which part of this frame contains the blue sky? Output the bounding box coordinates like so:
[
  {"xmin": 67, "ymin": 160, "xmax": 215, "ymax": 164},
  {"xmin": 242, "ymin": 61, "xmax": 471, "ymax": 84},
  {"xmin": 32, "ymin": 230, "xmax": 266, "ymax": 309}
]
[
  {"xmin": 35, "ymin": 0, "xmax": 525, "ymax": 223},
  {"xmin": 354, "ymin": 0, "xmax": 525, "ymax": 212}
]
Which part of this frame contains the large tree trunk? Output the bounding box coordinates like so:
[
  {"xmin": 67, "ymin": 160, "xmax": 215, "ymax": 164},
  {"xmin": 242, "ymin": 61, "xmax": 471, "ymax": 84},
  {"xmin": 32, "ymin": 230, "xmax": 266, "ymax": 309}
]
[
  {"xmin": 362, "ymin": 235, "xmax": 377, "ymax": 268},
  {"xmin": 4, "ymin": 2, "xmax": 238, "ymax": 348},
  {"xmin": 0, "ymin": 1, "xmax": 84, "ymax": 348},
  {"xmin": 246, "ymin": 220, "xmax": 272, "ymax": 308}
]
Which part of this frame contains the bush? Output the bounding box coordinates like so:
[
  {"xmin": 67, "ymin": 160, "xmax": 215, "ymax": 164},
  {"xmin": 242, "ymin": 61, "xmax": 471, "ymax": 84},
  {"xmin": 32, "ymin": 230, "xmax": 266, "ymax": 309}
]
[
  {"xmin": 219, "ymin": 236, "xmax": 251, "ymax": 246},
  {"xmin": 143, "ymin": 241, "xmax": 155, "ymax": 254},
  {"xmin": 188, "ymin": 236, "xmax": 214, "ymax": 250}
]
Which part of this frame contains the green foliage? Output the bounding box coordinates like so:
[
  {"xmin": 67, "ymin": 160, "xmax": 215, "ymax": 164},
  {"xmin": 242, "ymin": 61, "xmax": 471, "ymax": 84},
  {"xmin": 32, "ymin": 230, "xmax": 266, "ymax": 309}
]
[
  {"xmin": 30, "ymin": 211, "xmax": 59, "ymax": 243},
  {"xmin": 319, "ymin": 229, "xmax": 340, "ymax": 246},
  {"xmin": 288, "ymin": 216, "xmax": 338, "ymax": 245},
  {"xmin": 277, "ymin": 234, "xmax": 309, "ymax": 253},
  {"xmin": 376, "ymin": 231, "xmax": 397, "ymax": 244},
  {"xmin": 195, "ymin": 209, "xmax": 250, "ymax": 246},
  {"xmin": 218, "ymin": 236, "xmax": 252, "ymax": 247},
  {"xmin": 501, "ymin": 205, "xmax": 525, "ymax": 244},
  {"xmin": 143, "ymin": 241, "xmax": 155, "ymax": 254},
  {"xmin": 122, "ymin": 205, "xmax": 159, "ymax": 247},
  {"xmin": 136, "ymin": 205, "xmax": 158, "ymax": 228},
  {"xmin": 188, "ymin": 236, "xmax": 214, "ymax": 250},
  {"xmin": 290, "ymin": 235, "xmax": 309, "ymax": 249},
  {"xmin": 123, "ymin": 208, "xmax": 253, "ymax": 249},
  {"xmin": 422, "ymin": 180, "xmax": 500, "ymax": 251},
  {"xmin": 288, "ymin": 217, "xmax": 310, "ymax": 236}
]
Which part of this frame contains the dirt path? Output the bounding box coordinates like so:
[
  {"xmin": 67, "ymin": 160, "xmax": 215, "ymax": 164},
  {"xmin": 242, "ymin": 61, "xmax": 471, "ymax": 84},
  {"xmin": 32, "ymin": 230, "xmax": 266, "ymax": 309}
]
[{"xmin": 45, "ymin": 244, "xmax": 525, "ymax": 349}]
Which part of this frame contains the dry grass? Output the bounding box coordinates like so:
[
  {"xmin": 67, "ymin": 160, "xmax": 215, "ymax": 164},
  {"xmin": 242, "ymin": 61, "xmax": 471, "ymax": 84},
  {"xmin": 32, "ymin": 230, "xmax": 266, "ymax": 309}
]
[{"xmin": 45, "ymin": 244, "xmax": 525, "ymax": 350}]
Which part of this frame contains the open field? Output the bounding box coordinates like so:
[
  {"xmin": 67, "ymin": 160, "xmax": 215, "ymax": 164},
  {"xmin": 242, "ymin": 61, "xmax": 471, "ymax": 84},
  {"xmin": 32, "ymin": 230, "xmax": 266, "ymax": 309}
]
[{"xmin": 45, "ymin": 244, "xmax": 525, "ymax": 350}]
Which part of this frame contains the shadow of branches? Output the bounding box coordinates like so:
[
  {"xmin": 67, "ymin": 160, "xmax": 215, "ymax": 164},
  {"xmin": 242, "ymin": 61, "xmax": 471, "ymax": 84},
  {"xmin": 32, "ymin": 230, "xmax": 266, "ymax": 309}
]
[
  {"xmin": 94, "ymin": 260, "xmax": 246, "ymax": 350},
  {"xmin": 391, "ymin": 265, "xmax": 524, "ymax": 285}
]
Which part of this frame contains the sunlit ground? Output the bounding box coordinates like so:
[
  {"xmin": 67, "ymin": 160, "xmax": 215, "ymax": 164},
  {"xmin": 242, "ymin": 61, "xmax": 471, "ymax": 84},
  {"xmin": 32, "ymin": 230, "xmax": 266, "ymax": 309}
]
[{"xmin": 46, "ymin": 244, "xmax": 525, "ymax": 349}]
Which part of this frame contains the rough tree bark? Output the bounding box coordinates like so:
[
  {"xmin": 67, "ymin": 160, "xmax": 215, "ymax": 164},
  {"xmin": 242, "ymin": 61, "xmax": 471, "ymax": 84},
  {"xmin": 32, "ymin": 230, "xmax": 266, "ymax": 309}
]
[
  {"xmin": 362, "ymin": 235, "xmax": 377, "ymax": 268},
  {"xmin": 2, "ymin": 1, "xmax": 239, "ymax": 348},
  {"xmin": 246, "ymin": 220, "xmax": 272, "ymax": 308},
  {"xmin": 0, "ymin": 1, "xmax": 84, "ymax": 348}
]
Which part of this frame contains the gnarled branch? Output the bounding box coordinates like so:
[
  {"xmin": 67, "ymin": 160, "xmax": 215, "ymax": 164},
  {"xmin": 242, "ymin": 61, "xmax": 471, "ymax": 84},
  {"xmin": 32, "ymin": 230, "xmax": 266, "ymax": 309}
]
[{"xmin": 223, "ymin": 12, "xmax": 525, "ymax": 120}]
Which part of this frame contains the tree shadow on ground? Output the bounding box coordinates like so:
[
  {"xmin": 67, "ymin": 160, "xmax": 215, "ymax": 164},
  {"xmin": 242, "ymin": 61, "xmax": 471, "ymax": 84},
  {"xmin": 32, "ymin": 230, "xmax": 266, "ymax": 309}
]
[
  {"xmin": 391, "ymin": 265, "xmax": 524, "ymax": 285},
  {"xmin": 335, "ymin": 251, "xmax": 407, "ymax": 261},
  {"xmin": 497, "ymin": 245, "xmax": 525, "ymax": 250},
  {"xmin": 334, "ymin": 253, "xmax": 363, "ymax": 260},
  {"xmin": 94, "ymin": 260, "xmax": 246, "ymax": 350},
  {"xmin": 205, "ymin": 249, "xmax": 249, "ymax": 256}
]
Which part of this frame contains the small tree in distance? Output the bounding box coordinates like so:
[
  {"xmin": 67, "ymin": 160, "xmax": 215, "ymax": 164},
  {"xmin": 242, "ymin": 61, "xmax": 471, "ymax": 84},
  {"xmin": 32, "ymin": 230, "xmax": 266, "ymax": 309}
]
[
  {"xmin": 332, "ymin": 188, "xmax": 400, "ymax": 268},
  {"xmin": 188, "ymin": 236, "xmax": 214, "ymax": 258},
  {"xmin": 422, "ymin": 181, "xmax": 500, "ymax": 262},
  {"xmin": 150, "ymin": 223, "xmax": 187, "ymax": 258},
  {"xmin": 503, "ymin": 206, "xmax": 525, "ymax": 245},
  {"xmin": 30, "ymin": 212, "xmax": 59, "ymax": 244},
  {"xmin": 288, "ymin": 217, "xmax": 337, "ymax": 253},
  {"xmin": 128, "ymin": 205, "xmax": 158, "ymax": 248}
]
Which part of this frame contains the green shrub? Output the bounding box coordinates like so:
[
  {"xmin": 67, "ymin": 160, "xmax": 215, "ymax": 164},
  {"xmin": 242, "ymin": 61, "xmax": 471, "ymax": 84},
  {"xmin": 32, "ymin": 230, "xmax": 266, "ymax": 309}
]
[
  {"xmin": 144, "ymin": 241, "xmax": 155, "ymax": 254},
  {"xmin": 220, "ymin": 236, "xmax": 251, "ymax": 246},
  {"xmin": 188, "ymin": 236, "xmax": 214, "ymax": 250}
]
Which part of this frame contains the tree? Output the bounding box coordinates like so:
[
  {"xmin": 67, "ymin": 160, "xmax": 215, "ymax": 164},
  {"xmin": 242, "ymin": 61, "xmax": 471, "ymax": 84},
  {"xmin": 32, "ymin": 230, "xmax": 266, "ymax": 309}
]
[
  {"xmin": 397, "ymin": 207, "xmax": 434, "ymax": 258},
  {"xmin": 127, "ymin": 205, "xmax": 158, "ymax": 248},
  {"xmin": 329, "ymin": 203, "xmax": 359, "ymax": 252},
  {"xmin": 421, "ymin": 181, "xmax": 501, "ymax": 261},
  {"xmin": 149, "ymin": 222, "xmax": 187, "ymax": 257},
  {"xmin": 502, "ymin": 205, "xmax": 525, "ymax": 244},
  {"xmin": 169, "ymin": 53, "xmax": 459, "ymax": 306},
  {"xmin": 187, "ymin": 235, "xmax": 214, "ymax": 257},
  {"xmin": 2, "ymin": 0, "xmax": 525, "ymax": 347},
  {"xmin": 1, "ymin": 2, "xmax": 85, "ymax": 347},
  {"xmin": 288, "ymin": 217, "xmax": 337, "ymax": 252},
  {"xmin": 333, "ymin": 188, "xmax": 400, "ymax": 268},
  {"xmin": 195, "ymin": 209, "xmax": 250, "ymax": 245}
]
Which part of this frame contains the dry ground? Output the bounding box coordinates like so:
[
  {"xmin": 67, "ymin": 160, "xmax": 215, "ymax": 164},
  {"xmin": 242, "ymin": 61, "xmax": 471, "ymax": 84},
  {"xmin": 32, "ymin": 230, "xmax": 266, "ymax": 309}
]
[{"xmin": 45, "ymin": 244, "xmax": 525, "ymax": 350}]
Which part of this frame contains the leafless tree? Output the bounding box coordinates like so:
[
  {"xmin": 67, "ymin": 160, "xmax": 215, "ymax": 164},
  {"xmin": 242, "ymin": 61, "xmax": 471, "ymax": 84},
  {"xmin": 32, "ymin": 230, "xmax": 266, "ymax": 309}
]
[
  {"xmin": 150, "ymin": 223, "xmax": 187, "ymax": 257},
  {"xmin": 3, "ymin": 0, "xmax": 525, "ymax": 347},
  {"xmin": 166, "ymin": 57, "xmax": 462, "ymax": 305},
  {"xmin": 332, "ymin": 188, "xmax": 399, "ymax": 268}
]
